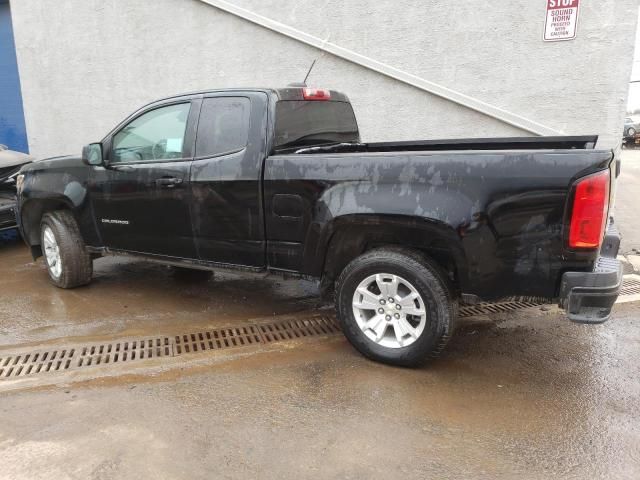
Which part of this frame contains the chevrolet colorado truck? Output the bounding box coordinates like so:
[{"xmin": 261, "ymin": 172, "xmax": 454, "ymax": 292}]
[{"xmin": 16, "ymin": 87, "xmax": 622, "ymax": 366}]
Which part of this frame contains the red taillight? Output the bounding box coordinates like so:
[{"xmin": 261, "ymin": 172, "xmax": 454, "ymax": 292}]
[
  {"xmin": 302, "ymin": 88, "xmax": 331, "ymax": 100},
  {"xmin": 568, "ymin": 170, "xmax": 610, "ymax": 249}
]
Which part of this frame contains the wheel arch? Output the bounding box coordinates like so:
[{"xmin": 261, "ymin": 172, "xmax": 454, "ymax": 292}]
[
  {"xmin": 20, "ymin": 197, "xmax": 75, "ymax": 258},
  {"xmin": 314, "ymin": 214, "xmax": 467, "ymax": 296}
]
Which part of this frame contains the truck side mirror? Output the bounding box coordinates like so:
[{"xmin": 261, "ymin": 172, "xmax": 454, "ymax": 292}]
[{"xmin": 82, "ymin": 143, "xmax": 104, "ymax": 166}]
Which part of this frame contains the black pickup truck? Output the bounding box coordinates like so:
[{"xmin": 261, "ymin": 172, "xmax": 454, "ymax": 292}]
[{"xmin": 16, "ymin": 87, "xmax": 622, "ymax": 366}]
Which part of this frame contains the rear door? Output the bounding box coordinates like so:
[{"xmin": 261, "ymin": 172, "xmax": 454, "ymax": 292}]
[
  {"xmin": 190, "ymin": 92, "xmax": 268, "ymax": 267},
  {"xmin": 90, "ymin": 99, "xmax": 199, "ymax": 258}
]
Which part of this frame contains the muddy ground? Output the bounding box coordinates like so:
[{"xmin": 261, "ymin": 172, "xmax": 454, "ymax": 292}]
[{"xmin": 0, "ymin": 150, "xmax": 639, "ymax": 479}]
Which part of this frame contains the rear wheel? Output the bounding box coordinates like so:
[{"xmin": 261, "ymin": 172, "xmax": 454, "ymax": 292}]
[
  {"xmin": 627, "ymin": 127, "xmax": 636, "ymax": 137},
  {"xmin": 335, "ymin": 248, "xmax": 457, "ymax": 367},
  {"xmin": 40, "ymin": 210, "xmax": 93, "ymax": 288}
]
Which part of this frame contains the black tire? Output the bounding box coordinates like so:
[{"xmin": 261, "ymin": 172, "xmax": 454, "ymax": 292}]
[
  {"xmin": 171, "ymin": 266, "xmax": 214, "ymax": 283},
  {"xmin": 335, "ymin": 248, "xmax": 457, "ymax": 367},
  {"xmin": 628, "ymin": 127, "xmax": 636, "ymax": 137},
  {"xmin": 40, "ymin": 210, "xmax": 93, "ymax": 288}
]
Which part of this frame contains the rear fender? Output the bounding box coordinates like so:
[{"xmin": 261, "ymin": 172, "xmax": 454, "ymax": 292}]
[{"xmin": 311, "ymin": 214, "xmax": 467, "ymax": 291}]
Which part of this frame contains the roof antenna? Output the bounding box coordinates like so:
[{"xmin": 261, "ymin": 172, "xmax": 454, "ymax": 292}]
[
  {"xmin": 289, "ymin": 33, "xmax": 330, "ymax": 87},
  {"xmin": 288, "ymin": 59, "xmax": 317, "ymax": 88},
  {"xmin": 303, "ymin": 59, "xmax": 317, "ymax": 85}
]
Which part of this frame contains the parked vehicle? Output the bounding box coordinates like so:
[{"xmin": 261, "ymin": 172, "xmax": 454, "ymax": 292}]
[
  {"xmin": 15, "ymin": 87, "xmax": 622, "ymax": 366},
  {"xmin": 622, "ymin": 117, "xmax": 640, "ymax": 148},
  {"xmin": 624, "ymin": 116, "xmax": 639, "ymax": 138},
  {"xmin": 0, "ymin": 145, "xmax": 33, "ymax": 232}
]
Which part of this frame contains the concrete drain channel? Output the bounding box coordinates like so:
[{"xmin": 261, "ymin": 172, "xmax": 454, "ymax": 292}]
[{"xmin": 1, "ymin": 274, "xmax": 639, "ymax": 382}]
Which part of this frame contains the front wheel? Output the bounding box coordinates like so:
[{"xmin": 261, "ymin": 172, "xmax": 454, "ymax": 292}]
[
  {"xmin": 40, "ymin": 210, "xmax": 93, "ymax": 288},
  {"xmin": 335, "ymin": 248, "xmax": 457, "ymax": 367}
]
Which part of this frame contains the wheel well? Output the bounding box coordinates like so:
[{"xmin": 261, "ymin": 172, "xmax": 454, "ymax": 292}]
[
  {"xmin": 320, "ymin": 223, "xmax": 463, "ymax": 297},
  {"xmin": 21, "ymin": 199, "xmax": 71, "ymax": 257}
]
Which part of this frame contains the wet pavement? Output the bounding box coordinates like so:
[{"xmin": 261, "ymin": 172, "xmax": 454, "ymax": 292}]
[
  {"xmin": 0, "ymin": 150, "xmax": 639, "ymax": 479},
  {"xmin": 0, "ymin": 240, "xmax": 321, "ymax": 348},
  {"xmin": 0, "ymin": 238, "xmax": 638, "ymax": 479},
  {"xmin": 0, "ymin": 304, "xmax": 638, "ymax": 480}
]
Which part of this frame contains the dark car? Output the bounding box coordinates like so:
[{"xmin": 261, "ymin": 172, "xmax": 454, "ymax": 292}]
[
  {"xmin": 15, "ymin": 87, "xmax": 622, "ymax": 366},
  {"xmin": 0, "ymin": 145, "xmax": 33, "ymax": 232}
]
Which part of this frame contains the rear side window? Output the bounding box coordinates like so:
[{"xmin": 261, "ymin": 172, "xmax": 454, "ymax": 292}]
[
  {"xmin": 196, "ymin": 97, "xmax": 251, "ymax": 157},
  {"xmin": 274, "ymin": 101, "xmax": 359, "ymax": 150}
]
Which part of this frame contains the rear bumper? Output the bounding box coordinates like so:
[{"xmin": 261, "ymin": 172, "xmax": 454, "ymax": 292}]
[{"xmin": 558, "ymin": 224, "xmax": 622, "ymax": 324}]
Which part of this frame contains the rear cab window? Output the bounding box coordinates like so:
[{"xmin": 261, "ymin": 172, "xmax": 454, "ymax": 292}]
[{"xmin": 274, "ymin": 100, "xmax": 359, "ymax": 151}]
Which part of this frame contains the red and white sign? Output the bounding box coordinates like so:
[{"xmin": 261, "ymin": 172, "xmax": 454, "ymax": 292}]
[{"xmin": 544, "ymin": 0, "xmax": 580, "ymax": 42}]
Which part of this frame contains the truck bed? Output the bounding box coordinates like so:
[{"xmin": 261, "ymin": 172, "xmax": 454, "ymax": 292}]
[{"xmin": 264, "ymin": 146, "xmax": 613, "ymax": 300}]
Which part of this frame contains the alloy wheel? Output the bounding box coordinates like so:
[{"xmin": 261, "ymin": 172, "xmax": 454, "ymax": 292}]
[
  {"xmin": 351, "ymin": 273, "xmax": 427, "ymax": 349},
  {"xmin": 42, "ymin": 225, "xmax": 62, "ymax": 279}
]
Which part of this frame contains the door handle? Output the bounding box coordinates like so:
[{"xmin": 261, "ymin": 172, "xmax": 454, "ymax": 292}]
[
  {"xmin": 155, "ymin": 177, "xmax": 183, "ymax": 188},
  {"xmin": 111, "ymin": 165, "xmax": 134, "ymax": 172}
]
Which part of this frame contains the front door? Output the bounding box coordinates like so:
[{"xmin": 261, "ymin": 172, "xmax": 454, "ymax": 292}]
[{"xmin": 90, "ymin": 101, "xmax": 198, "ymax": 259}]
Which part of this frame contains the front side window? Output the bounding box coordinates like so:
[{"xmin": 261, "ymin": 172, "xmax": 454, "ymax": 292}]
[{"xmin": 112, "ymin": 103, "xmax": 191, "ymax": 163}]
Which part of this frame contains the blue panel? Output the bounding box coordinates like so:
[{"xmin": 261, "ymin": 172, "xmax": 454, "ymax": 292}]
[{"xmin": 0, "ymin": 2, "xmax": 28, "ymax": 153}]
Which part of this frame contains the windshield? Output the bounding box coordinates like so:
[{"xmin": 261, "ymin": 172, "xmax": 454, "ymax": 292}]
[{"xmin": 274, "ymin": 100, "xmax": 359, "ymax": 150}]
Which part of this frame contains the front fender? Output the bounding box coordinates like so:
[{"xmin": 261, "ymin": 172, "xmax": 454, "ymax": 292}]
[{"xmin": 18, "ymin": 159, "xmax": 97, "ymax": 248}]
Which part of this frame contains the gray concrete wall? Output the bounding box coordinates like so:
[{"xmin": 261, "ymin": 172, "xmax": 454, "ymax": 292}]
[{"xmin": 9, "ymin": 0, "xmax": 638, "ymax": 158}]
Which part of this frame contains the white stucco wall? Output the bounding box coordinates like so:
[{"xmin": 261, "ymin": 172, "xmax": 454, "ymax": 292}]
[{"xmin": 9, "ymin": 0, "xmax": 639, "ymax": 158}]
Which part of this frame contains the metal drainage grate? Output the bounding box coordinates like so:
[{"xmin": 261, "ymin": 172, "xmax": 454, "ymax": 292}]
[
  {"xmin": 459, "ymin": 300, "xmax": 543, "ymax": 318},
  {"xmin": 0, "ymin": 337, "xmax": 172, "ymax": 379},
  {"xmin": 0, "ymin": 348, "xmax": 76, "ymax": 378},
  {"xmin": 174, "ymin": 326, "xmax": 262, "ymax": 354},
  {"xmin": 620, "ymin": 274, "xmax": 640, "ymax": 296},
  {"xmin": 77, "ymin": 337, "xmax": 172, "ymax": 367},
  {"xmin": 0, "ymin": 315, "xmax": 340, "ymax": 381},
  {"xmin": 259, "ymin": 315, "xmax": 341, "ymax": 343}
]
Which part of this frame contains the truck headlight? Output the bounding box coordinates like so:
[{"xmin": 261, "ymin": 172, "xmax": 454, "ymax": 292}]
[{"xmin": 16, "ymin": 174, "xmax": 25, "ymax": 194}]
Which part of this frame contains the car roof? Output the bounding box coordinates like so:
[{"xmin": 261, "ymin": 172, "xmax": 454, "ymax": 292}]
[{"xmin": 141, "ymin": 87, "xmax": 350, "ymax": 109}]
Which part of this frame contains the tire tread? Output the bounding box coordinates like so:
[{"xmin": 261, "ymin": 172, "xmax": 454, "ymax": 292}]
[
  {"xmin": 335, "ymin": 247, "xmax": 458, "ymax": 366},
  {"xmin": 40, "ymin": 210, "xmax": 92, "ymax": 288}
]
